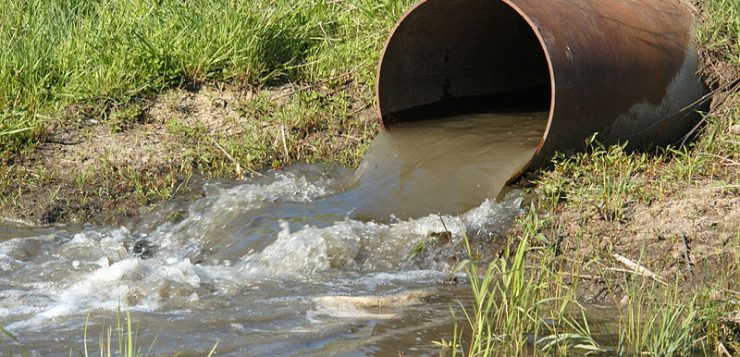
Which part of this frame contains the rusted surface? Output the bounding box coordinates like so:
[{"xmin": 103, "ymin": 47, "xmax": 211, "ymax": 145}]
[{"xmin": 376, "ymin": 0, "xmax": 708, "ymax": 179}]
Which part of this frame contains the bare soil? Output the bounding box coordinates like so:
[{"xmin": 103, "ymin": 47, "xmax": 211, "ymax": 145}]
[
  {"xmin": 0, "ymin": 83, "xmax": 377, "ymax": 225},
  {"xmin": 549, "ymin": 182, "xmax": 739, "ymax": 303}
]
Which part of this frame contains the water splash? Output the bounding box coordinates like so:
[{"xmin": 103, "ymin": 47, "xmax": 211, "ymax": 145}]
[{"xmin": 0, "ymin": 113, "xmax": 545, "ymax": 355}]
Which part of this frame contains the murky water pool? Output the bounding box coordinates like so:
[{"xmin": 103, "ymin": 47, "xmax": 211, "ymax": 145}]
[{"xmin": 0, "ymin": 113, "xmax": 546, "ymax": 355}]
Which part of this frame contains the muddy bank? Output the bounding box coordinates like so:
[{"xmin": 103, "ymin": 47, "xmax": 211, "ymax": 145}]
[
  {"xmin": 530, "ymin": 182, "xmax": 739, "ymax": 301},
  {"xmin": 0, "ymin": 82, "xmax": 378, "ymax": 225},
  {"xmin": 517, "ymin": 82, "xmax": 739, "ymax": 303}
]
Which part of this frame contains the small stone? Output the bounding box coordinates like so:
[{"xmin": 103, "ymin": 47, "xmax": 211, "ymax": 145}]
[
  {"xmin": 730, "ymin": 124, "xmax": 740, "ymax": 136},
  {"xmin": 619, "ymin": 295, "xmax": 630, "ymax": 308},
  {"xmin": 132, "ymin": 239, "xmax": 157, "ymax": 259}
]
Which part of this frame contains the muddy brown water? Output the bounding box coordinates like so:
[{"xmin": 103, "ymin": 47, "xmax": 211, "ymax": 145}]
[
  {"xmin": 1, "ymin": 112, "xmax": 547, "ymax": 356},
  {"xmin": 348, "ymin": 113, "xmax": 547, "ymax": 221}
]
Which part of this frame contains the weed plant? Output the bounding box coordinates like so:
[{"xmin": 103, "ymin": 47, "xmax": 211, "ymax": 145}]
[
  {"xmin": 616, "ymin": 281, "xmax": 699, "ymax": 356},
  {"xmin": 447, "ymin": 235, "xmax": 601, "ymax": 356},
  {"xmin": 80, "ymin": 309, "xmax": 219, "ymax": 357}
]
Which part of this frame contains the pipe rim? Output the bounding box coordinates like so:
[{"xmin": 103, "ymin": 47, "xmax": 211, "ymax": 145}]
[
  {"xmin": 375, "ymin": 0, "xmax": 557, "ymax": 181},
  {"xmin": 500, "ymin": 0, "xmax": 556, "ymax": 180}
]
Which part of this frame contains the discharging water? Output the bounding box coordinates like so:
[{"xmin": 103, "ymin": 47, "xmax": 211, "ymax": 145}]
[
  {"xmin": 348, "ymin": 112, "xmax": 546, "ymax": 220},
  {"xmin": 1, "ymin": 112, "xmax": 546, "ymax": 356}
]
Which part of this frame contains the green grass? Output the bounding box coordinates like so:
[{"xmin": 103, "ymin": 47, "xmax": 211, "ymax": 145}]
[
  {"xmin": 616, "ymin": 281, "xmax": 699, "ymax": 357},
  {"xmin": 169, "ymin": 87, "xmax": 379, "ymax": 176},
  {"xmin": 446, "ymin": 231, "xmax": 603, "ymax": 356},
  {"xmin": 536, "ymin": 134, "xmax": 657, "ymax": 222},
  {"xmin": 0, "ymin": 0, "xmax": 412, "ymax": 156},
  {"xmin": 696, "ymin": 0, "xmax": 740, "ymax": 66},
  {"xmin": 446, "ymin": 209, "xmax": 738, "ymax": 355},
  {"xmin": 0, "ymin": 0, "xmax": 412, "ymax": 222}
]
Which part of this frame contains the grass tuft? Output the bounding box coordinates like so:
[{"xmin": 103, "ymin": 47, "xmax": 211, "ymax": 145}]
[
  {"xmin": 449, "ymin": 235, "xmax": 599, "ymax": 356},
  {"xmin": 535, "ymin": 134, "xmax": 655, "ymax": 222}
]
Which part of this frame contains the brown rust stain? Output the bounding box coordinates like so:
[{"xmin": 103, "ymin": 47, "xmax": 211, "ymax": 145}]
[
  {"xmin": 514, "ymin": 0, "xmax": 691, "ymax": 105},
  {"xmin": 377, "ymin": 0, "xmax": 705, "ymax": 177}
]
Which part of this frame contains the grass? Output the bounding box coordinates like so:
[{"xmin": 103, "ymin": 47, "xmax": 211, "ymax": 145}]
[
  {"xmin": 616, "ymin": 282, "xmax": 699, "ymax": 356},
  {"xmin": 536, "ymin": 94, "xmax": 738, "ymax": 222},
  {"xmin": 0, "ymin": 0, "xmax": 412, "ymax": 223},
  {"xmin": 458, "ymin": 238, "xmax": 546, "ymax": 355},
  {"xmin": 536, "ymin": 134, "xmax": 656, "ymax": 222},
  {"xmin": 0, "ymin": 0, "xmax": 412, "ymax": 157},
  {"xmin": 445, "ymin": 229, "xmax": 604, "ymax": 356},
  {"xmin": 446, "ymin": 208, "xmax": 738, "ymax": 356},
  {"xmin": 518, "ymin": 111, "xmax": 739, "ymax": 354},
  {"xmin": 454, "ymin": 0, "xmax": 739, "ymax": 340},
  {"xmin": 696, "ymin": 0, "xmax": 740, "ymax": 66},
  {"xmin": 2, "ymin": 308, "xmax": 221, "ymax": 357},
  {"xmin": 79, "ymin": 309, "xmax": 219, "ymax": 357}
]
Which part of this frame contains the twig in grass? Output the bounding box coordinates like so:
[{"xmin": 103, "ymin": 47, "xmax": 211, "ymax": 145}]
[
  {"xmin": 681, "ymin": 234, "xmax": 693, "ymax": 273},
  {"xmin": 280, "ymin": 125, "xmax": 290, "ymax": 159},
  {"xmin": 45, "ymin": 138, "xmax": 82, "ymax": 146},
  {"xmin": 348, "ymin": 102, "xmax": 372, "ymax": 116},
  {"xmin": 560, "ymin": 272, "xmax": 604, "ymax": 283},
  {"xmin": 339, "ymin": 133, "xmax": 362, "ymax": 142},
  {"xmin": 717, "ymin": 341, "xmax": 732, "ymax": 357},
  {"xmin": 611, "ymin": 254, "xmax": 667, "ymax": 285},
  {"xmin": 680, "ymin": 79, "xmax": 740, "ymax": 146},
  {"xmin": 271, "ymin": 70, "xmax": 356, "ymax": 100},
  {"xmin": 210, "ymin": 137, "xmax": 245, "ymax": 178},
  {"xmin": 700, "ymin": 152, "xmax": 740, "ymax": 166},
  {"xmin": 712, "ymin": 184, "xmax": 740, "ymax": 190}
]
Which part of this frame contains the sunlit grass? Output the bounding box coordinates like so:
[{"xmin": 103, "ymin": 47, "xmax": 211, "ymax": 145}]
[
  {"xmin": 616, "ymin": 281, "xmax": 699, "ymax": 356},
  {"xmin": 447, "ymin": 210, "xmax": 739, "ymax": 356},
  {"xmin": 80, "ymin": 309, "xmax": 219, "ymax": 357},
  {"xmin": 0, "ymin": 0, "xmax": 414, "ymax": 155},
  {"xmin": 535, "ymin": 134, "xmax": 656, "ymax": 222},
  {"xmin": 445, "ymin": 232, "xmax": 602, "ymax": 356},
  {"xmin": 696, "ymin": 0, "xmax": 740, "ymax": 65}
]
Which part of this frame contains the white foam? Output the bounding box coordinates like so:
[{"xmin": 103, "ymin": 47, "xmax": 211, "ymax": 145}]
[
  {"xmin": 237, "ymin": 195, "xmax": 524, "ymax": 276},
  {"xmin": 1, "ymin": 165, "xmax": 525, "ymax": 333}
]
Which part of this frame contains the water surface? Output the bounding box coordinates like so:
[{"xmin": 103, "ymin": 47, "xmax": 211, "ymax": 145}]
[
  {"xmin": 347, "ymin": 112, "xmax": 546, "ymax": 220},
  {"xmin": 0, "ymin": 112, "xmax": 546, "ymax": 356}
]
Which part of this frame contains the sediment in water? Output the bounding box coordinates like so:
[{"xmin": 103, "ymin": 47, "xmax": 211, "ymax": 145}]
[
  {"xmin": 0, "ymin": 110, "xmax": 547, "ymax": 355},
  {"xmin": 344, "ymin": 112, "xmax": 547, "ymax": 221}
]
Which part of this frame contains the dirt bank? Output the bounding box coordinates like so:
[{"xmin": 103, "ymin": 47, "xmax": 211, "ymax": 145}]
[{"xmin": 0, "ymin": 82, "xmax": 378, "ymax": 225}]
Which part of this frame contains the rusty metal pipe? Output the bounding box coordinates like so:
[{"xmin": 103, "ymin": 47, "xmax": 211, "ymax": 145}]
[{"xmin": 376, "ymin": 0, "xmax": 708, "ymax": 179}]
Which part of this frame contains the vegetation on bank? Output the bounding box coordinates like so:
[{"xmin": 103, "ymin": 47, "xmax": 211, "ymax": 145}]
[
  {"xmin": 442, "ymin": 0, "xmax": 739, "ymax": 354},
  {"xmin": 0, "ymin": 0, "xmax": 413, "ymax": 223},
  {"xmin": 445, "ymin": 228, "xmax": 738, "ymax": 356},
  {"xmin": 0, "ymin": 0, "xmax": 412, "ymax": 156},
  {"xmin": 0, "ymin": 0, "xmax": 738, "ymax": 355}
]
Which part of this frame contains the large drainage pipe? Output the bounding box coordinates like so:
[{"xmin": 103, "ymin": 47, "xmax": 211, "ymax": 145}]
[{"xmin": 376, "ymin": 0, "xmax": 709, "ymax": 179}]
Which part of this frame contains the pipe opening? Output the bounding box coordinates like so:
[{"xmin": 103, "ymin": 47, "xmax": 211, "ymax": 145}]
[{"xmin": 377, "ymin": 0, "xmax": 552, "ymax": 126}]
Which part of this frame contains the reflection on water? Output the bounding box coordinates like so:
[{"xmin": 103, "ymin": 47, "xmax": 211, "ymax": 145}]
[{"xmin": 0, "ymin": 112, "xmax": 546, "ymax": 356}]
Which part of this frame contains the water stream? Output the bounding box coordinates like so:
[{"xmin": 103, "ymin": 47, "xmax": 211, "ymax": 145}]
[{"xmin": 1, "ymin": 112, "xmax": 547, "ymax": 356}]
